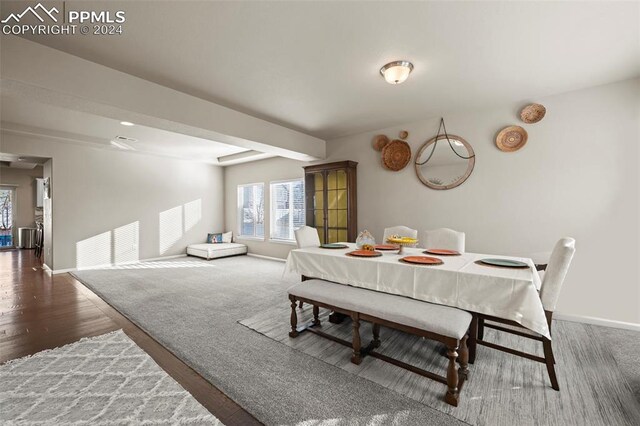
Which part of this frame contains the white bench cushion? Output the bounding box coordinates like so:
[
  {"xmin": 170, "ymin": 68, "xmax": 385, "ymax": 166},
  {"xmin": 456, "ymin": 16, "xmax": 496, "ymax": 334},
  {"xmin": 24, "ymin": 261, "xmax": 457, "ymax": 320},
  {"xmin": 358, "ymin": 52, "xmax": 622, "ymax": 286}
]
[
  {"xmin": 288, "ymin": 279, "xmax": 471, "ymax": 340},
  {"xmin": 187, "ymin": 243, "xmax": 247, "ymax": 259}
]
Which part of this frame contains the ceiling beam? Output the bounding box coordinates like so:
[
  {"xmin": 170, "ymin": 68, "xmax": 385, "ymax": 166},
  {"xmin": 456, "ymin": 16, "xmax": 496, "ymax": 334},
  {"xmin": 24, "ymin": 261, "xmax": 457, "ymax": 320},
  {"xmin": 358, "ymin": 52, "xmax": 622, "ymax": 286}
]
[{"xmin": 0, "ymin": 36, "xmax": 325, "ymax": 162}]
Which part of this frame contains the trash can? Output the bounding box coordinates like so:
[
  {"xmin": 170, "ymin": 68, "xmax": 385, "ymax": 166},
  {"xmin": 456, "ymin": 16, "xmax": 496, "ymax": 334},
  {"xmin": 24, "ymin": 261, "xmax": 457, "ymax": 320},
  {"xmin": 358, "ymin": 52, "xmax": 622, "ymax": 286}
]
[{"xmin": 18, "ymin": 227, "xmax": 37, "ymax": 249}]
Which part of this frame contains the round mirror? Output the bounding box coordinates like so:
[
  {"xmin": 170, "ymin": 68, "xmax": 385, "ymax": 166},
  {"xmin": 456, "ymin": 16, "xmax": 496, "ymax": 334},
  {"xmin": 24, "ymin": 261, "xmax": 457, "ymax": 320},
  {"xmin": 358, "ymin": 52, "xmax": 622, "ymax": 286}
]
[{"xmin": 414, "ymin": 134, "xmax": 475, "ymax": 190}]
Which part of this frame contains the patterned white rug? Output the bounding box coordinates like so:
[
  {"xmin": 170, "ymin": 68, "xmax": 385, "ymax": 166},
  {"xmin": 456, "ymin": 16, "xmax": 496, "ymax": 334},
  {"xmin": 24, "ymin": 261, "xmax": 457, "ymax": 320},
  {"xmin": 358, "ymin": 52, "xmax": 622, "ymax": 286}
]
[{"xmin": 0, "ymin": 330, "xmax": 222, "ymax": 425}]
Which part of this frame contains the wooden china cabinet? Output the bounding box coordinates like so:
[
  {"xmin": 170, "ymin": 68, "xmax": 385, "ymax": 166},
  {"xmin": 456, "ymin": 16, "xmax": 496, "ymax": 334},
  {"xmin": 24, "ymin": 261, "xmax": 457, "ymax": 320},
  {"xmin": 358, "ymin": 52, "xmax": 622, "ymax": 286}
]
[{"xmin": 303, "ymin": 161, "xmax": 358, "ymax": 243}]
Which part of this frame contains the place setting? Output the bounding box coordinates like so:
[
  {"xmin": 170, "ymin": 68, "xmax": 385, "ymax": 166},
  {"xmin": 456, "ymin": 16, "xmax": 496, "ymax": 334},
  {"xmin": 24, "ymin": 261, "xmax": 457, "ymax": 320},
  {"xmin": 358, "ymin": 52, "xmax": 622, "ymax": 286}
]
[
  {"xmin": 423, "ymin": 248, "xmax": 460, "ymax": 256},
  {"xmin": 319, "ymin": 243, "xmax": 349, "ymax": 249},
  {"xmin": 475, "ymin": 258, "xmax": 530, "ymax": 269},
  {"xmin": 399, "ymin": 255, "xmax": 443, "ymax": 265}
]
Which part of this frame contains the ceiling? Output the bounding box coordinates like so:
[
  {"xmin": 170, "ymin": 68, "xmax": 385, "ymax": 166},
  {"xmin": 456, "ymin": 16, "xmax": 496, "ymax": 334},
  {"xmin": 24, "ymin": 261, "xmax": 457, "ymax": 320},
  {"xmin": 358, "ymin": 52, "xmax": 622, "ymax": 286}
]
[
  {"xmin": 1, "ymin": 94, "xmax": 257, "ymax": 165},
  {"xmin": 6, "ymin": 1, "xmax": 638, "ymax": 140},
  {"xmin": 0, "ymin": 152, "xmax": 48, "ymax": 170}
]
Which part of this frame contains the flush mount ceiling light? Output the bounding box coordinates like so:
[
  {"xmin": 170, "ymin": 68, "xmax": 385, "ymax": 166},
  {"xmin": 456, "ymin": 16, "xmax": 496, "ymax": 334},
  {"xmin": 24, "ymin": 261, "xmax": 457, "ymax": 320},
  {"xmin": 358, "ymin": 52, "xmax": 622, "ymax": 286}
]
[
  {"xmin": 120, "ymin": 121, "xmax": 135, "ymax": 126},
  {"xmin": 380, "ymin": 60, "xmax": 414, "ymax": 84}
]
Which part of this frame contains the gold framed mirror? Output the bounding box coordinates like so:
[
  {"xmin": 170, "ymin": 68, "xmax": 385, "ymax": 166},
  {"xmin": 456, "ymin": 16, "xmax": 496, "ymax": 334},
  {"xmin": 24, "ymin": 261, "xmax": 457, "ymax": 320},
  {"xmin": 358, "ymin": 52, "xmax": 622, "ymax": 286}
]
[{"xmin": 414, "ymin": 134, "xmax": 475, "ymax": 190}]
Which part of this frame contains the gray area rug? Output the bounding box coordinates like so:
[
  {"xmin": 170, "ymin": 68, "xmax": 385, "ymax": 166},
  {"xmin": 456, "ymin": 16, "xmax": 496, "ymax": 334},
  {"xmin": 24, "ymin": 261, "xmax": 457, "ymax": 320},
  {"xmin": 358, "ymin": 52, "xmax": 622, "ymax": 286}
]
[
  {"xmin": 72, "ymin": 257, "xmax": 465, "ymax": 426},
  {"xmin": 0, "ymin": 330, "xmax": 221, "ymax": 425},
  {"xmin": 71, "ymin": 256, "xmax": 640, "ymax": 425},
  {"xmin": 241, "ymin": 303, "xmax": 640, "ymax": 426}
]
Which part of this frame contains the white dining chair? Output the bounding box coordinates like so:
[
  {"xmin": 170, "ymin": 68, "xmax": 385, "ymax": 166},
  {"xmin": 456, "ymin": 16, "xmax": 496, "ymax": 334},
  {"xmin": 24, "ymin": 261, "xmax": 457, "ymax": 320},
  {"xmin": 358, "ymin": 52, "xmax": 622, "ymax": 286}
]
[
  {"xmin": 294, "ymin": 226, "xmax": 321, "ymax": 249},
  {"xmin": 422, "ymin": 228, "xmax": 465, "ymax": 252},
  {"xmin": 294, "ymin": 226, "xmax": 321, "ymax": 309},
  {"xmin": 474, "ymin": 237, "xmax": 575, "ymax": 391},
  {"xmin": 527, "ymin": 251, "xmax": 552, "ymax": 282},
  {"xmin": 383, "ymin": 226, "xmax": 418, "ymax": 245}
]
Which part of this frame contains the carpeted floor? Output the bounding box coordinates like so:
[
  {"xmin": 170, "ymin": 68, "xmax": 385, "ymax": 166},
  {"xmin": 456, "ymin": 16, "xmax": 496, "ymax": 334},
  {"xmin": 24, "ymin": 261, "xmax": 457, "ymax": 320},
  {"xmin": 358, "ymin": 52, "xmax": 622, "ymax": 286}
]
[
  {"xmin": 241, "ymin": 302, "xmax": 640, "ymax": 426},
  {"xmin": 0, "ymin": 330, "xmax": 221, "ymax": 425},
  {"xmin": 72, "ymin": 256, "xmax": 640, "ymax": 425}
]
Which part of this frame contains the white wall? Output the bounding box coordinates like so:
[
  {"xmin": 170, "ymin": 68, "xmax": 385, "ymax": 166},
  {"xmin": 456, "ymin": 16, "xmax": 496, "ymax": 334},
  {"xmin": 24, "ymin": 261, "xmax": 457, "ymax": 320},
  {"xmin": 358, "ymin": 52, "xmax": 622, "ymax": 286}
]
[
  {"xmin": 326, "ymin": 78, "xmax": 640, "ymax": 325},
  {"xmin": 223, "ymin": 78, "xmax": 639, "ymax": 326},
  {"xmin": 224, "ymin": 157, "xmax": 306, "ymax": 259},
  {"xmin": 1, "ymin": 132, "xmax": 224, "ymax": 271}
]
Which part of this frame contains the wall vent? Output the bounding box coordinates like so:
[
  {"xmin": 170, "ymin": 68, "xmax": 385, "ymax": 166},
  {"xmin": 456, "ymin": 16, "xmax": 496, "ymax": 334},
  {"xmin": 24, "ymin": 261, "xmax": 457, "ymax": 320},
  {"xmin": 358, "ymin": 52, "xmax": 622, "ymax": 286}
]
[{"xmin": 113, "ymin": 136, "xmax": 138, "ymax": 143}]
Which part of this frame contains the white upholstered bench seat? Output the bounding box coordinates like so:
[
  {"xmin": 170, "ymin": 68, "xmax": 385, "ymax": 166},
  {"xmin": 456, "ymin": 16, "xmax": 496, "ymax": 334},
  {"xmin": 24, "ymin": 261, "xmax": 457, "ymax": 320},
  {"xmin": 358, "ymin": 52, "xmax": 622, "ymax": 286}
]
[
  {"xmin": 287, "ymin": 279, "xmax": 472, "ymax": 406},
  {"xmin": 186, "ymin": 243, "xmax": 247, "ymax": 260},
  {"xmin": 288, "ymin": 279, "xmax": 471, "ymax": 340}
]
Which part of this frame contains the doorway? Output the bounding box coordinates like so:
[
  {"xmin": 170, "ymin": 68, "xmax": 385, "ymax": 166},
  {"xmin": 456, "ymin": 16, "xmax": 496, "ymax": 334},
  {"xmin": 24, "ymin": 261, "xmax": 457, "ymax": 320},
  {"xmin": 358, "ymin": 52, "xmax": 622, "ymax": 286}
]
[{"xmin": 0, "ymin": 186, "xmax": 17, "ymax": 248}]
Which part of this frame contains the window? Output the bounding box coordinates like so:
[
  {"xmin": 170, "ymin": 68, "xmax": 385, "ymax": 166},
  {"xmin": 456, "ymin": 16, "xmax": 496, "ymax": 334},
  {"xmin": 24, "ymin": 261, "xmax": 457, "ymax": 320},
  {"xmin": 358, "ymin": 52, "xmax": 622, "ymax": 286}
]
[
  {"xmin": 270, "ymin": 179, "xmax": 305, "ymax": 241},
  {"xmin": 237, "ymin": 183, "xmax": 265, "ymax": 239}
]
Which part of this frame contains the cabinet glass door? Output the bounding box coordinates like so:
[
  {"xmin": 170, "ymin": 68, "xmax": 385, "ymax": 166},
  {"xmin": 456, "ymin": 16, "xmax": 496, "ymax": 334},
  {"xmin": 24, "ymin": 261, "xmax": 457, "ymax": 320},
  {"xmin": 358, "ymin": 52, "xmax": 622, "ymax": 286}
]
[
  {"xmin": 311, "ymin": 172, "xmax": 325, "ymax": 244},
  {"xmin": 326, "ymin": 170, "xmax": 348, "ymax": 243}
]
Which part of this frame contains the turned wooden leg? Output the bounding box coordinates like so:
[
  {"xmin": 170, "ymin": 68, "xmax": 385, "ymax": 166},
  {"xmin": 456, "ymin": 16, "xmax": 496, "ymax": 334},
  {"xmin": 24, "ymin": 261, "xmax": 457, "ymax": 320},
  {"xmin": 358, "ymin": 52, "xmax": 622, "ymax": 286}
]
[
  {"xmin": 477, "ymin": 317, "xmax": 485, "ymax": 340},
  {"xmin": 445, "ymin": 344, "xmax": 460, "ymax": 406},
  {"xmin": 458, "ymin": 335, "xmax": 470, "ymax": 379},
  {"xmin": 289, "ymin": 296, "xmax": 299, "ymax": 338},
  {"xmin": 468, "ymin": 315, "xmax": 477, "ymax": 364},
  {"xmin": 372, "ymin": 323, "xmax": 381, "ymax": 348},
  {"xmin": 298, "ymin": 301, "xmax": 304, "ymax": 309},
  {"xmin": 351, "ymin": 313, "xmax": 362, "ymax": 365},
  {"xmin": 312, "ymin": 305, "xmax": 321, "ymax": 326},
  {"xmin": 543, "ymin": 338, "xmax": 559, "ymax": 391}
]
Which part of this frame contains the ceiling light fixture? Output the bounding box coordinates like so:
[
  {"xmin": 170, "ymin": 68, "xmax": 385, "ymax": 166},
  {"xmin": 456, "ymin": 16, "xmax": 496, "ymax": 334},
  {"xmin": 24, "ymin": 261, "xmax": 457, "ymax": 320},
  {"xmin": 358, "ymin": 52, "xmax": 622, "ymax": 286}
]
[
  {"xmin": 380, "ymin": 60, "xmax": 414, "ymax": 85},
  {"xmin": 120, "ymin": 121, "xmax": 135, "ymax": 126}
]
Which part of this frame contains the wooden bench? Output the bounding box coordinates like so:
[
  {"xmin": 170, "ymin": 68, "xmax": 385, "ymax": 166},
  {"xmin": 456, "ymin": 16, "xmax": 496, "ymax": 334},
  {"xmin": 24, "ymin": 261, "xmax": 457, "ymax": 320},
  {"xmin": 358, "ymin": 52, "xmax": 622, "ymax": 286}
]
[{"xmin": 287, "ymin": 279, "xmax": 472, "ymax": 406}]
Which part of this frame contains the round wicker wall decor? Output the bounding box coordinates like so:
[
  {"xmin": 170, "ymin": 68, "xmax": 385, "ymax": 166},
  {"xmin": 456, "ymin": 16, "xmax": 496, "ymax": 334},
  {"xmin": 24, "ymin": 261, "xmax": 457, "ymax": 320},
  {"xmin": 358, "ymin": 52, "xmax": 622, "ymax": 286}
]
[
  {"xmin": 520, "ymin": 103, "xmax": 546, "ymax": 124},
  {"xmin": 382, "ymin": 139, "xmax": 412, "ymax": 171},
  {"xmin": 496, "ymin": 126, "xmax": 528, "ymax": 152},
  {"xmin": 372, "ymin": 134, "xmax": 390, "ymax": 151}
]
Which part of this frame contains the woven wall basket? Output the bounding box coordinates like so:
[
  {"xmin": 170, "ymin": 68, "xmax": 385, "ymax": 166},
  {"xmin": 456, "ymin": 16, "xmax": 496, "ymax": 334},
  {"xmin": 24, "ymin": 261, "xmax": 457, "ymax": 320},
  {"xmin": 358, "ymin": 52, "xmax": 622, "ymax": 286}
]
[
  {"xmin": 382, "ymin": 139, "xmax": 411, "ymax": 171},
  {"xmin": 372, "ymin": 134, "xmax": 390, "ymax": 151},
  {"xmin": 520, "ymin": 103, "xmax": 546, "ymax": 124},
  {"xmin": 496, "ymin": 126, "xmax": 528, "ymax": 152}
]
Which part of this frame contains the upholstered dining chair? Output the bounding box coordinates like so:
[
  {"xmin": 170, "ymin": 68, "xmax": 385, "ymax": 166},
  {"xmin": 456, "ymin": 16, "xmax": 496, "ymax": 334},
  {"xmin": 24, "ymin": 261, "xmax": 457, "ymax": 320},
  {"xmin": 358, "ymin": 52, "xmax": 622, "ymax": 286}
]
[
  {"xmin": 294, "ymin": 226, "xmax": 321, "ymax": 309},
  {"xmin": 422, "ymin": 228, "xmax": 466, "ymax": 252},
  {"xmin": 383, "ymin": 226, "xmax": 418, "ymax": 246},
  {"xmin": 294, "ymin": 226, "xmax": 321, "ymax": 249},
  {"xmin": 527, "ymin": 251, "xmax": 552, "ymax": 281},
  {"xmin": 474, "ymin": 237, "xmax": 576, "ymax": 391}
]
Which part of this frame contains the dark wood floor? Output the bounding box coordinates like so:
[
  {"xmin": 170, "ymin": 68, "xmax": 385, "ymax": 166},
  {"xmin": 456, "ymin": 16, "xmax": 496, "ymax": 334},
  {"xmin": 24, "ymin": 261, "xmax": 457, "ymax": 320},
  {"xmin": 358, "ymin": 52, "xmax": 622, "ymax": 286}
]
[{"xmin": 0, "ymin": 249, "xmax": 261, "ymax": 426}]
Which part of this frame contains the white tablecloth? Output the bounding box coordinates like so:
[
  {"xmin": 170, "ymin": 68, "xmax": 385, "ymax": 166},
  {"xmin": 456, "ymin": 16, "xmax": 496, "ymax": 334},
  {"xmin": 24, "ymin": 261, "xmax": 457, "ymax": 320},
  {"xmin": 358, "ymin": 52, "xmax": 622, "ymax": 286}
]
[{"xmin": 285, "ymin": 243, "xmax": 550, "ymax": 339}]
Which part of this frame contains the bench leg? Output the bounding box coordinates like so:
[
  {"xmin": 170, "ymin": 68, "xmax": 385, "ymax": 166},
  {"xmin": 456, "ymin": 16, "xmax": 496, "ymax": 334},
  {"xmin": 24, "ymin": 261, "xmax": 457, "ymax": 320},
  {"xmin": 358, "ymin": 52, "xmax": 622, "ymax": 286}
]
[
  {"xmin": 459, "ymin": 335, "xmax": 470, "ymax": 379},
  {"xmin": 351, "ymin": 312, "xmax": 362, "ymax": 365},
  {"xmin": 445, "ymin": 344, "xmax": 460, "ymax": 407},
  {"xmin": 372, "ymin": 323, "xmax": 381, "ymax": 348},
  {"xmin": 289, "ymin": 296, "xmax": 299, "ymax": 338},
  {"xmin": 313, "ymin": 305, "xmax": 321, "ymax": 327}
]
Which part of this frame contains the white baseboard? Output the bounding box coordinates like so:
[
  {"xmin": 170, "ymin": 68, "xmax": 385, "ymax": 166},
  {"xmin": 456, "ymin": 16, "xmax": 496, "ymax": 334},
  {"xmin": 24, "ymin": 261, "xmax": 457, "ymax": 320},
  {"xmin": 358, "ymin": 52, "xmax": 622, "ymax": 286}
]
[
  {"xmin": 42, "ymin": 263, "xmax": 53, "ymax": 275},
  {"xmin": 51, "ymin": 254, "xmax": 188, "ymax": 274},
  {"xmin": 555, "ymin": 312, "xmax": 640, "ymax": 332},
  {"xmin": 247, "ymin": 253, "xmax": 286, "ymax": 263}
]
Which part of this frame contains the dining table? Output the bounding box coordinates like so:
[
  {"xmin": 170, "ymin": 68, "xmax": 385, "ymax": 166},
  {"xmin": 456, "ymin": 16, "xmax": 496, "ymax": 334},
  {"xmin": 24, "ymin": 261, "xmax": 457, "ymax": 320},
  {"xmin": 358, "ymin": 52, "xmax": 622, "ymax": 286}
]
[{"xmin": 285, "ymin": 243, "xmax": 550, "ymax": 340}]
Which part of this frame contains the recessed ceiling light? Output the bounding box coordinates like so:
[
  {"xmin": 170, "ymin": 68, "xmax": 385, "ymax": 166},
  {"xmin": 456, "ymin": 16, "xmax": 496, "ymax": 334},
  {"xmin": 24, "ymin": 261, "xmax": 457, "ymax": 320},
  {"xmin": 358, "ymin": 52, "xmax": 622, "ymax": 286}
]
[
  {"xmin": 380, "ymin": 60, "xmax": 414, "ymax": 85},
  {"xmin": 120, "ymin": 121, "xmax": 135, "ymax": 126}
]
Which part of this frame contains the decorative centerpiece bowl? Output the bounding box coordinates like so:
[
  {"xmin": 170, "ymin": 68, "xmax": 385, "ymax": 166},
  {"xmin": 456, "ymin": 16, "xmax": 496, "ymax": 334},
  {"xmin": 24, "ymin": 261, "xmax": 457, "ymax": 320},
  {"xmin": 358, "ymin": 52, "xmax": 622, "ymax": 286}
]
[
  {"xmin": 386, "ymin": 235, "xmax": 418, "ymax": 253},
  {"xmin": 355, "ymin": 230, "xmax": 376, "ymax": 249},
  {"xmin": 386, "ymin": 235, "xmax": 419, "ymax": 247}
]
